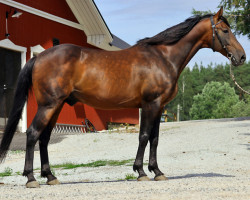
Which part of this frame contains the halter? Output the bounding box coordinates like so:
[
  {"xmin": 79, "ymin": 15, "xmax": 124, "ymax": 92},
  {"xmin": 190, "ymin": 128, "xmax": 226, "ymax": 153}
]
[
  {"xmin": 210, "ymin": 16, "xmax": 250, "ymax": 95},
  {"xmin": 210, "ymin": 16, "xmax": 231, "ymax": 57}
]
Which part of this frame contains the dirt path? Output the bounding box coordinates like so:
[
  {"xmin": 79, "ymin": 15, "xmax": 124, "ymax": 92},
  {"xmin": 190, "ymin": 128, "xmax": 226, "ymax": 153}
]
[{"xmin": 0, "ymin": 119, "xmax": 250, "ymax": 199}]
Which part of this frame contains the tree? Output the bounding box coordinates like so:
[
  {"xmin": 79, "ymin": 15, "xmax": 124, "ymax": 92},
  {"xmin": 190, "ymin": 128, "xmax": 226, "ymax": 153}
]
[
  {"xmin": 166, "ymin": 67, "xmax": 196, "ymax": 120},
  {"xmin": 166, "ymin": 61, "xmax": 250, "ymax": 121},
  {"xmin": 189, "ymin": 81, "xmax": 239, "ymax": 119},
  {"xmin": 231, "ymin": 96, "xmax": 250, "ymax": 117},
  {"xmin": 192, "ymin": 0, "xmax": 250, "ymax": 39}
]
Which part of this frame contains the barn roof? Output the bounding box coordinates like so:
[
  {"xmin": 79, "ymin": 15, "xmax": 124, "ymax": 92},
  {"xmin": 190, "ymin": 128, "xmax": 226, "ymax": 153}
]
[
  {"xmin": 66, "ymin": 0, "xmax": 130, "ymax": 50},
  {"xmin": 110, "ymin": 34, "xmax": 131, "ymax": 49},
  {"xmin": 0, "ymin": 0, "xmax": 130, "ymax": 50}
]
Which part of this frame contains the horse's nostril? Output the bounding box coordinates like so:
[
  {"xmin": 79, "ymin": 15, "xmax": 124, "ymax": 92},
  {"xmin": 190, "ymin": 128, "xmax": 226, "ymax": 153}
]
[{"xmin": 240, "ymin": 54, "xmax": 246, "ymax": 63}]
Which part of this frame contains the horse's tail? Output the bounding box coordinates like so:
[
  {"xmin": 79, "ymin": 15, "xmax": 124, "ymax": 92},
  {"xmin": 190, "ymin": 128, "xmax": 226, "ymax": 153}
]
[{"xmin": 0, "ymin": 56, "xmax": 36, "ymax": 163}]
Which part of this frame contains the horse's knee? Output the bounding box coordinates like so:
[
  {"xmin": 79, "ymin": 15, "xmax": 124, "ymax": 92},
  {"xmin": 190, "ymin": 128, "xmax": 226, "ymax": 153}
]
[
  {"xmin": 150, "ymin": 136, "xmax": 159, "ymax": 147},
  {"xmin": 139, "ymin": 133, "xmax": 150, "ymax": 146}
]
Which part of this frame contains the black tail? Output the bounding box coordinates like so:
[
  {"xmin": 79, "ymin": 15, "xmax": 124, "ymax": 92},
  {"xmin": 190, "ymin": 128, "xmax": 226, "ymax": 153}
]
[{"xmin": 0, "ymin": 56, "xmax": 36, "ymax": 163}]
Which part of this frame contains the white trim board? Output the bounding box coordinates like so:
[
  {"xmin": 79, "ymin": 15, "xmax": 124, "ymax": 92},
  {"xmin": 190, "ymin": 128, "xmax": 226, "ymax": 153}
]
[
  {"xmin": 0, "ymin": 0, "xmax": 84, "ymax": 31},
  {"xmin": 0, "ymin": 0, "xmax": 116, "ymax": 50},
  {"xmin": 30, "ymin": 44, "xmax": 45, "ymax": 57},
  {"xmin": 0, "ymin": 39, "xmax": 27, "ymax": 133}
]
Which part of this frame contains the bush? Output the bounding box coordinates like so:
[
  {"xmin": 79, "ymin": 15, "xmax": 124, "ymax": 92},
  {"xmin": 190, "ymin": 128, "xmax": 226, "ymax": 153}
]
[{"xmin": 190, "ymin": 82, "xmax": 239, "ymax": 119}]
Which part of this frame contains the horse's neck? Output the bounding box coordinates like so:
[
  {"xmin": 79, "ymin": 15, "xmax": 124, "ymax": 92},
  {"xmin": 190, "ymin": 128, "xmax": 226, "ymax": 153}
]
[{"xmin": 160, "ymin": 20, "xmax": 210, "ymax": 76}]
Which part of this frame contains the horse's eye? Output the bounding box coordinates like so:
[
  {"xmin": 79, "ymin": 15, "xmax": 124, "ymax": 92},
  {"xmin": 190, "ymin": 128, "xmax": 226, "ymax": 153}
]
[{"xmin": 223, "ymin": 29, "xmax": 229, "ymax": 33}]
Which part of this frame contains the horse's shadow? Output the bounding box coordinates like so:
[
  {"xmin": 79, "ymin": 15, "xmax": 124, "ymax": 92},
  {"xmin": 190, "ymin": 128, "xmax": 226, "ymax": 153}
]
[
  {"xmin": 55, "ymin": 172, "xmax": 234, "ymax": 185},
  {"xmin": 242, "ymin": 144, "xmax": 250, "ymax": 151},
  {"xmin": 167, "ymin": 173, "xmax": 234, "ymax": 180}
]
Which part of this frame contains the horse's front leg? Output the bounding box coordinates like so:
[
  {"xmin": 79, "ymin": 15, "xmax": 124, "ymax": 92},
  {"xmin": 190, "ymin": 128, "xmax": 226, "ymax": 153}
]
[
  {"xmin": 148, "ymin": 113, "xmax": 167, "ymax": 181},
  {"xmin": 133, "ymin": 101, "xmax": 162, "ymax": 181}
]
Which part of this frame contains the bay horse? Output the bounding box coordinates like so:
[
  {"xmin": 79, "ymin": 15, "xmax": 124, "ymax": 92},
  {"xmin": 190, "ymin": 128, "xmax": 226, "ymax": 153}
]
[{"xmin": 0, "ymin": 7, "xmax": 246, "ymax": 188}]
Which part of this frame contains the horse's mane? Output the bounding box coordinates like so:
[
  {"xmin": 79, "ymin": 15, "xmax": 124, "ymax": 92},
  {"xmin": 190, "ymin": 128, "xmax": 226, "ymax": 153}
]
[{"xmin": 137, "ymin": 14, "xmax": 230, "ymax": 46}]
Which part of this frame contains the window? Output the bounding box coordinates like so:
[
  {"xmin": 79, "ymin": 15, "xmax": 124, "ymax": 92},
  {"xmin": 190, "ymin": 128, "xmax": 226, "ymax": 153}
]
[{"xmin": 53, "ymin": 38, "xmax": 60, "ymax": 46}]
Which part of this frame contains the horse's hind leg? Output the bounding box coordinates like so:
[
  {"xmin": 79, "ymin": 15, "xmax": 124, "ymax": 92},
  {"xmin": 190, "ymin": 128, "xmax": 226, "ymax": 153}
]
[
  {"xmin": 23, "ymin": 104, "xmax": 62, "ymax": 188},
  {"xmin": 39, "ymin": 104, "xmax": 63, "ymax": 185}
]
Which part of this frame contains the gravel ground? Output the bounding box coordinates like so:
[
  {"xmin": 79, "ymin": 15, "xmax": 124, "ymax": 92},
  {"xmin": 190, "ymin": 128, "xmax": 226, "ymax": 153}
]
[{"xmin": 0, "ymin": 119, "xmax": 250, "ymax": 199}]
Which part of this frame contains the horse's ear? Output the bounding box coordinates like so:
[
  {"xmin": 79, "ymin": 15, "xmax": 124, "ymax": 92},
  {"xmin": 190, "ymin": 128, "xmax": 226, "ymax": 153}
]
[{"xmin": 214, "ymin": 6, "xmax": 223, "ymax": 21}]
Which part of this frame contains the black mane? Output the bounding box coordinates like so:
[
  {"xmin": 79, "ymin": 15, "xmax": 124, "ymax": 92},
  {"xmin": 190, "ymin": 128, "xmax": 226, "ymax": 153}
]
[{"xmin": 137, "ymin": 14, "xmax": 230, "ymax": 46}]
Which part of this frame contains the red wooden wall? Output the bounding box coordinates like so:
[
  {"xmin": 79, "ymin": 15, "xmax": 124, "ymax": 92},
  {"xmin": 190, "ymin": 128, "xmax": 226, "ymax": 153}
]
[{"xmin": 0, "ymin": 1, "xmax": 139, "ymax": 131}]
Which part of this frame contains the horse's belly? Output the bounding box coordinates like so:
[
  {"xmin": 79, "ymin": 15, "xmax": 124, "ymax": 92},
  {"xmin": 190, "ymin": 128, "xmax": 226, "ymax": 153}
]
[{"xmin": 74, "ymin": 91, "xmax": 141, "ymax": 110}]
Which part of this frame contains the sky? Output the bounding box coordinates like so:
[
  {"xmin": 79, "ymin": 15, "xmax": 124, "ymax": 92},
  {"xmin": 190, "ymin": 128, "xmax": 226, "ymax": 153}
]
[{"xmin": 94, "ymin": 0, "xmax": 250, "ymax": 68}]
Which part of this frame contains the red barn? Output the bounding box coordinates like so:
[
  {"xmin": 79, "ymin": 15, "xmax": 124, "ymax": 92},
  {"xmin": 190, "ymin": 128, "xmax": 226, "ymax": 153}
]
[{"xmin": 0, "ymin": 0, "xmax": 139, "ymax": 132}]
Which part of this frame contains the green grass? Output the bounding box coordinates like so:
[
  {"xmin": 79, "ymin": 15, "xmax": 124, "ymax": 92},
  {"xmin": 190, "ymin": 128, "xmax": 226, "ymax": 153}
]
[
  {"xmin": 51, "ymin": 159, "xmax": 134, "ymax": 170},
  {"xmin": 9, "ymin": 150, "xmax": 24, "ymax": 154},
  {"xmin": 15, "ymin": 171, "xmax": 22, "ymax": 176},
  {"xmin": 0, "ymin": 167, "xmax": 13, "ymax": 177},
  {"xmin": 0, "ymin": 159, "xmax": 136, "ymax": 178},
  {"xmin": 125, "ymin": 173, "xmax": 137, "ymax": 180}
]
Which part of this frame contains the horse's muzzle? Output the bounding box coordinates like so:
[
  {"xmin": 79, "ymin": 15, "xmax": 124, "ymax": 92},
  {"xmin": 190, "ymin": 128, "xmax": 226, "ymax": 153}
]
[{"xmin": 228, "ymin": 52, "xmax": 246, "ymax": 67}]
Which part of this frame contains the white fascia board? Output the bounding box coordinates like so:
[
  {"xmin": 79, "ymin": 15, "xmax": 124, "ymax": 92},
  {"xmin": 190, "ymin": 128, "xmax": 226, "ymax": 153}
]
[
  {"xmin": 0, "ymin": 38, "xmax": 27, "ymax": 52},
  {"xmin": 0, "ymin": 0, "xmax": 84, "ymax": 31},
  {"xmin": 66, "ymin": 0, "xmax": 91, "ymax": 36},
  {"xmin": 0, "ymin": 0, "xmax": 114, "ymax": 50},
  {"xmin": 88, "ymin": 0, "xmax": 113, "ymax": 42},
  {"xmin": 66, "ymin": 0, "xmax": 113, "ymax": 43}
]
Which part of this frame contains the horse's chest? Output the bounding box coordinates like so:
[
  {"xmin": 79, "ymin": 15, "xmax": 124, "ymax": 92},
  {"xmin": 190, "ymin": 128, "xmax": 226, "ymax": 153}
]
[
  {"xmin": 141, "ymin": 79, "xmax": 176, "ymax": 104},
  {"xmin": 161, "ymin": 83, "xmax": 178, "ymax": 105}
]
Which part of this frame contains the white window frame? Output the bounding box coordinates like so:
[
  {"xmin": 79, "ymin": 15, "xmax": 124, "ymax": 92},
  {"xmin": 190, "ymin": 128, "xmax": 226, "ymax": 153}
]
[{"xmin": 30, "ymin": 44, "xmax": 45, "ymax": 57}]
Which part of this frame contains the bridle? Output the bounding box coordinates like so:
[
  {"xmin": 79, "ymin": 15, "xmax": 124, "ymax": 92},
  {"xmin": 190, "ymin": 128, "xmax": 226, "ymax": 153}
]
[
  {"xmin": 210, "ymin": 16, "xmax": 231, "ymax": 57},
  {"xmin": 210, "ymin": 16, "xmax": 236, "ymax": 62},
  {"xmin": 210, "ymin": 16, "xmax": 250, "ymax": 95}
]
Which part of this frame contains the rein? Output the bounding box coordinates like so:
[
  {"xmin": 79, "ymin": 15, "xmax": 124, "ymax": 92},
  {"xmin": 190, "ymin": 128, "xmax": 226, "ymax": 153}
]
[{"xmin": 210, "ymin": 16, "xmax": 250, "ymax": 95}]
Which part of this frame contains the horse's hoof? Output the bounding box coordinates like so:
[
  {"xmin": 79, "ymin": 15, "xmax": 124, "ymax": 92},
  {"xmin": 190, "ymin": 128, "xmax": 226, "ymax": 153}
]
[
  {"xmin": 26, "ymin": 181, "xmax": 40, "ymax": 188},
  {"xmin": 47, "ymin": 179, "xmax": 60, "ymax": 185},
  {"xmin": 154, "ymin": 175, "xmax": 168, "ymax": 181},
  {"xmin": 137, "ymin": 176, "xmax": 151, "ymax": 181}
]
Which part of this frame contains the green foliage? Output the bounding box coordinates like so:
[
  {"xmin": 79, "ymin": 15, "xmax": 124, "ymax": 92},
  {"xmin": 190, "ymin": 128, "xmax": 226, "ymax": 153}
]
[
  {"xmin": 0, "ymin": 167, "xmax": 13, "ymax": 177},
  {"xmin": 220, "ymin": 0, "xmax": 250, "ymax": 38},
  {"xmin": 192, "ymin": 0, "xmax": 250, "ymax": 39},
  {"xmin": 231, "ymin": 96, "xmax": 250, "ymax": 117},
  {"xmin": 51, "ymin": 159, "xmax": 134, "ymax": 169},
  {"xmin": 124, "ymin": 173, "xmax": 137, "ymax": 180},
  {"xmin": 166, "ymin": 61, "xmax": 250, "ymax": 120},
  {"xmin": 190, "ymin": 82, "xmax": 239, "ymax": 119},
  {"xmin": 15, "ymin": 171, "xmax": 22, "ymax": 176}
]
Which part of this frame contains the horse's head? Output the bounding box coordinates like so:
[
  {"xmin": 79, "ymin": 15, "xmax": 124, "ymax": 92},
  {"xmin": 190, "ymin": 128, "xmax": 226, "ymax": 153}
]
[{"xmin": 209, "ymin": 7, "xmax": 246, "ymax": 66}]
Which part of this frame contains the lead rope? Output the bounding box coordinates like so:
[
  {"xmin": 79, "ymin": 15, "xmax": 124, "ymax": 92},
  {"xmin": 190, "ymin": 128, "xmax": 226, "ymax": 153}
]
[{"xmin": 229, "ymin": 60, "xmax": 250, "ymax": 95}]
